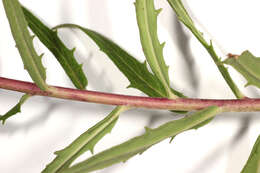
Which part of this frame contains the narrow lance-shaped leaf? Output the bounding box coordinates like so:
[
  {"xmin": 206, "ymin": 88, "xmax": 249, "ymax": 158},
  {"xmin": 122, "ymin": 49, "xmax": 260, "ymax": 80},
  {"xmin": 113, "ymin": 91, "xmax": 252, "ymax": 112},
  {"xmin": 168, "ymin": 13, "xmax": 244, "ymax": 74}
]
[
  {"xmin": 54, "ymin": 24, "xmax": 185, "ymax": 98},
  {"xmin": 166, "ymin": 0, "xmax": 207, "ymax": 46},
  {"xmin": 0, "ymin": 94, "xmax": 30, "ymax": 124},
  {"xmin": 2, "ymin": 0, "xmax": 48, "ymax": 91},
  {"xmin": 166, "ymin": 0, "xmax": 244, "ymax": 99},
  {"xmin": 61, "ymin": 106, "xmax": 222, "ymax": 173},
  {"xmin": 224, "ymin": 51, "xmax": 260, "ymax": 89},
  {"xmin": 21, "ymin": 9, "xmax": 128, "ymax": 172},
  {"xmin": 42, "ymin": 106, "xmax": 129, "ymax": 173},
  {"xmin": 135, "ymin": 0, "xmax": 175, "ymax": 98},
  {"xmin": 22, "ymin": 7, "xmax": 87, "ymax": 90},
  {"xmin": 241, "ymin": 135, "xmax": 260, "ymax": 173}
]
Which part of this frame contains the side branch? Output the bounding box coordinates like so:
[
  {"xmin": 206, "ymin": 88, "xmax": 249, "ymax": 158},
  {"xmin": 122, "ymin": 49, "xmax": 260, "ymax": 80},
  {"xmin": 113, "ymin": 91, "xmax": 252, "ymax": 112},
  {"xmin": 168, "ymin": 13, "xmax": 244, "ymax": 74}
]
[{"xmin": 0, "ymin": 77, "xmax": 259, "ymax": 112}]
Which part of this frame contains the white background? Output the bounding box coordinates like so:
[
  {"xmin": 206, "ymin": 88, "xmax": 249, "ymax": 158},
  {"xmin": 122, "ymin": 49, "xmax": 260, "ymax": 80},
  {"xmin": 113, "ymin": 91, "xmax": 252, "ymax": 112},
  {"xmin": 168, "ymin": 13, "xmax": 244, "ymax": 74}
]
[{"xmin": 1, "ymin": 0, "xmax": 260, "ymax": 172}]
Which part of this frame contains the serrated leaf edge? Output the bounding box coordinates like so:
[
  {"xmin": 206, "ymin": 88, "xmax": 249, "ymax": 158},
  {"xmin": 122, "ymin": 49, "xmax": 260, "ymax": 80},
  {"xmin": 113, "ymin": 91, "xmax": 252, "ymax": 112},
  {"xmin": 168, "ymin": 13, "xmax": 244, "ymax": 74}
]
[
  {"xmin": 42, "ymin": 106, "xmax": 128, "ymax": 173},
  {"xmin": 0, "ymin": 94, "xmax": 30, "ymax": 124},
  {"xmin": 22, "ymin": 7, "xmax": 87, "ymax": 89},
  {"xmin": 2, "ymin": 0, "xmax": 48, "ymax": 90},
  {"xmin": 54, "ymin": 24, "xmax": 169, "ymax": 97},
  {"xmin": 135, "ymin": 0, "xmax": 175, "ymax": 98},
  {"xmin": 61, "ymin": 106, "xmax": 222, "ymax": 173}
]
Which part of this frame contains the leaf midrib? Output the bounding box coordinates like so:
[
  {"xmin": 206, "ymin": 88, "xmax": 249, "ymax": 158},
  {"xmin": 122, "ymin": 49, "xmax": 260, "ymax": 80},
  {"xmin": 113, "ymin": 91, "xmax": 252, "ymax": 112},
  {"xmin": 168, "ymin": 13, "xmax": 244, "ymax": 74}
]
[
  {"xmin": 8, "ymin": 1, "xmax": 46, "ymax": 88},
  {"xmin": 142, "ymin": 0, "xmax": 170, "ymax": 95}
]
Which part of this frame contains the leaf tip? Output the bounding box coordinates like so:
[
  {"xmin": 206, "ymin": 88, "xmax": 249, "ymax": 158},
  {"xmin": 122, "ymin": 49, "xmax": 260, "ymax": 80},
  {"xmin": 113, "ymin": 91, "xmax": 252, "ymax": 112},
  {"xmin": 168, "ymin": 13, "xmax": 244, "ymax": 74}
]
[
  {"xmin": 71, "ymin": 47, "xmax": 76, "ymax": 53},
  {"xmin": 156, "ymin": 8, "xmax": 162, "ymax": 15},
  {"xmin": 40, "ymin": 53, "xmax": 44, "ymax": 58},
  {"xmin": 54, "ymin": 150, "xmax": 62, "ymax": 155},
  {"xmin": 169, "ymin": 136, "xmax": 175, "ymax": 143},
  {"xmin": 90, "ymin": 147, "xmax": 95, "ymax": 155},
  {"xmin": 30, "ymin": 35, "xmax": 36, "ymax": 41},
  {"xmin": 144, "ymin": 126, "xmax": 152, "ymax": 133},
  {"xmin": 0, "ymin": 116, "xmax": 5, "ymax": 125},
  {"xmin": 160, "ymin": 42, "xmax": 166, "ymax": 49},
  {"xmin": 126, "ymin": 84, "xmax": 133, "ymax": 89}
]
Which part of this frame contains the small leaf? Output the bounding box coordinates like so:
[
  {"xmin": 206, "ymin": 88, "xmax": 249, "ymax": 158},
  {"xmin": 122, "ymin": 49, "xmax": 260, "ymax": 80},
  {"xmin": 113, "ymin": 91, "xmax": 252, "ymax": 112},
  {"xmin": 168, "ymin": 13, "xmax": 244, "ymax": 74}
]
[
  {"xmin": 2, "ymin": 0, "xmax": 48, "ymax": 91},
  {"xmin": 54, "ymin": 24, "xmax": 185, "ymax": 98},
  {"xmin": 241, "ymin": 135, "xmax": 260, "ymax": 173},
  {"xmin": 224, "ymin": 51, "xmax": 260, "ymax": 89},
  {"xmin": 0, "ymin": 94, "xmax": 30, "ymax": 124},
  {"xmin": 22, "ymin": 7, "xmax": 87, "ymax": 90},
  {"xmin": 61, "ymin": 106, "xmax": 222, "ymax": 173},
  {"xmin": 42, "ymin": 106, "xmax": 128, "ymax": 173},
  {"xmin": 135, "ymin": 0, "xmax": 175, "ymax": 98}
]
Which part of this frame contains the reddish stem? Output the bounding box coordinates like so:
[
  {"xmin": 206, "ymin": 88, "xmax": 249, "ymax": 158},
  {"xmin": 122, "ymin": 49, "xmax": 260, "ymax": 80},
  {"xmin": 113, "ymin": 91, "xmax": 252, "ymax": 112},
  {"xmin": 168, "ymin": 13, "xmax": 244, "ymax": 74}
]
[{"xmin": 0, "ymin": 77, "xmax": 259, "ymax": 112}]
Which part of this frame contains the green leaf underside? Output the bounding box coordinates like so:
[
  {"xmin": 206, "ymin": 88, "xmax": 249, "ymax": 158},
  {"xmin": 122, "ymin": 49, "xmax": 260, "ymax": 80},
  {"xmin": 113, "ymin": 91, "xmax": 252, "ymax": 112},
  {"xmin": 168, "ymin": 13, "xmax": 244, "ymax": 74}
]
[
  {"xmin": 166, "ymin": 0, "xmax": 244, "ymax": 99},
  {"xmin": 135, "ymin": 0, "xmax": 173, "ymax": 98},
  {"xmin": 2, "ymin": 0, "xmax": 48, "ymax": 91},
  {"xmin": 0, "ymin": 94, "xmax": 30, "ymax": 124},
  {"xmin": 42, "ymin": 106, "xmax": 128, "ymax": 173},
  {"xmin": 54, "ymin": 24, "xmax": 185, "ymax": 98},
  {"xmin": 61, "ymin": 106, "xmax": 221, "ymax": 173},
  {"xmin": 241, "ymin": 135, "xmax": 260, "ymax": 173},
  {"xmin": 22, "ymin": 7, "xmax": 87, "ymax": 90},
  {"xmin": 224, "ymin": 51, "xmax": 260, "ymax": 89}
]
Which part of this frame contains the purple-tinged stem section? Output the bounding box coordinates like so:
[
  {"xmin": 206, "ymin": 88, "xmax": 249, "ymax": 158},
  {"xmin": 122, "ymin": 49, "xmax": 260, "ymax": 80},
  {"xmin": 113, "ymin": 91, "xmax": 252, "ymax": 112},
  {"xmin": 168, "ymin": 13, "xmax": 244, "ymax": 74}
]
[{"xmin": 0, "ymin": 77, "xmax": 260, "ymax": 112}]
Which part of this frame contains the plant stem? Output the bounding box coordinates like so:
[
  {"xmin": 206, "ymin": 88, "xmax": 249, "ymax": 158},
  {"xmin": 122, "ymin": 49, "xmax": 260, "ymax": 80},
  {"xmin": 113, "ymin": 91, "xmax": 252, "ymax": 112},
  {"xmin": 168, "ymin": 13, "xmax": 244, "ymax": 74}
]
[
  {"xmin": 0, "ymin": 77, "xmax": 259, "ymax": 112},
  {"xmin": 186, "ymin": 28, "xmax": 244, "ymax": 99}
]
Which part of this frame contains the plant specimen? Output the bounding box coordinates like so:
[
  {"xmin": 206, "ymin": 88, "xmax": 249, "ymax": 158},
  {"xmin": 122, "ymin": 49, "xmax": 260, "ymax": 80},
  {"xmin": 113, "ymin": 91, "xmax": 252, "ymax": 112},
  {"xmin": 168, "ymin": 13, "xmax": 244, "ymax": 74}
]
[{"xmin": 1, "ymin": 0, "xmax": 260, "ymax": 172}]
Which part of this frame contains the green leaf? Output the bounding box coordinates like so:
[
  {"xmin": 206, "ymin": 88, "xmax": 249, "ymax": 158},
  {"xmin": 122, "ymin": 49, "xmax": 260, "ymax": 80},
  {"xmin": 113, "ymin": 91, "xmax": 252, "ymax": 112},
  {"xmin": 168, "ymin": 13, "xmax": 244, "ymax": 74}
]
[
  {"xmin": 54, "ymin": 24, "xmax": 185, "ymax": 98},
  {"xmin": 42, "ymin": 106, "xmax": 128, "ymax": 173},
  {"xmin": 22, "ymin": 7, "xmax": 87, "ymax": 90},
  {"xmin": 0, "ymin": 94, "xmax": 30, "ymax": 124},
  {"xmin": 166, "ymin": 0, "xmax": 244, "ymax": 99},
  {"xmin": 2, "ymin": 0, "xmax": 48, "ymax": 91},
  {"xmin": 166, "ymin": 0, "xmax": 206, "ymax": 46},
  {"xmin": 135, "ymin": 0, "xmax": 175, "ymax": 98},
  {"xmin": 224, "ymin": 51, "xmax": 260, "ymax": 89},
  {"xmin": 241, "ymin": 135, "xmax": 260, "ymax": 173},
  {"xmin": 192, "ymin": 117, "xmax": 214, "ymax": 130},
  {"xmin": 61, "ymin": 106, "xmax": 222, "ymax": 173}
]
